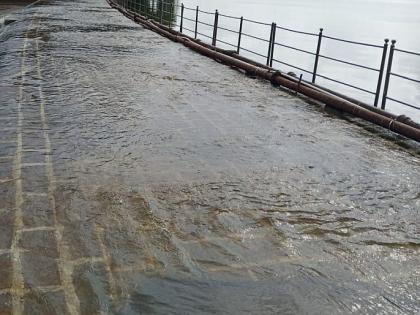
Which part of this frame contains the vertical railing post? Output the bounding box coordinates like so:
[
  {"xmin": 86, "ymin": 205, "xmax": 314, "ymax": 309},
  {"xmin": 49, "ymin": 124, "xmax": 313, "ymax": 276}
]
[
  {"xmin": 312, "ymin": 28, "xmax": 323, "ymax": 83},
  {"xmin": 374, "ymin": 39, "xmax": 389, "ymax": 107},
  {"xmin": 170, "ymin": 2, "xmax": 174, "ymax": 27},
  {"xmin": 180, "ymin": 3, "xmax": 184, "ymax": 33},
  {"xmin": 266, "ymin": 23, "xmax": 275, "ymax": 66},
  {"xmin": 194, "ymin": 6, "xmax": 199, "ymax": 39},
  {"xmin": 160, "ymin": 1, "xmax": 163, "ymax": 24},
  {"xmin": 381, "ymin": 40, "xmax": 396, "ymax": 110},
  {"xmin": 212, "ymin": 10, "xmax": 219, "ymax": 46},
  {"xmin": 269, "ymin": 23, "xmax": 277, "ymax": 67},
  {"xmin": 237, "ymin": 16, "xmax": 243, "ymax": 54}
]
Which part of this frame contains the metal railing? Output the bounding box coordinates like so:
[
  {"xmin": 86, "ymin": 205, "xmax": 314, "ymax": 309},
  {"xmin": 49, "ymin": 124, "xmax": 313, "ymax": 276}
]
[
  {"xmin": 116, "ymin": 0, "xmax": 420, "ymax": 119},
  {"xmin": 381, "ymin": 44, "xmax": 420, "ymax": 111}
]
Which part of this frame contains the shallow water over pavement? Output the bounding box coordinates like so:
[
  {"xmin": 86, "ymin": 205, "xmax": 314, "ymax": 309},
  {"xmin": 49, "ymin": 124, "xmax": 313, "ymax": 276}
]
[{"xmin": 0, "ymin": 0, "xmax": 419, "ymax": 314}]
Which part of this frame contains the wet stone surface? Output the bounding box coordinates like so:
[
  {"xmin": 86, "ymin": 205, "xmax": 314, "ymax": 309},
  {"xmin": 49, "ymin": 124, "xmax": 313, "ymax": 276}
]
[
  {"xmin": 62, "ymin": 222, "xmax": 103, "ymax": 259},
  {"xmin": 22, "ymin": 194, "xmax": 55, "ymax": 227},
  {"xmin": 72, "ymin": 262, "xmax": 112, "ymax": 315},
  {"xmin": 0, "ymin": 208, "xmax": 14, "ymax": 249},
  {"xmin": 0, "ymin": 253, "xmax": 13, "ymax": 290},
  {"xmin": 21, "ymin": 164, "xmax": 48, "ymax": 193},
  {"xmin": 0, "ymin": 293, "xmax": 12, "ymax": 315},
  {"xmin": 0, "ymin": 143, "xmax": 16, "ymax": 160},
  {"xmin": 20, "ymin": 230, "xmax": 59, "ymax": 258},
  {"xmin": 23, "ymin": 289, "xmax": 70, "ymax": 315},
  {"xmin": 0, "ymin": 0, "xmax": 419, "ymax": 314},
  {"xmin": 21, "ymin": 251, "xmax": 61, "ymax": 287}
]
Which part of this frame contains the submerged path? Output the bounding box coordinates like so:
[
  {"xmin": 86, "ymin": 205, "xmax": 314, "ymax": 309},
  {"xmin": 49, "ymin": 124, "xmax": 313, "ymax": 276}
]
[
  {"xmin": 0, "ymin": 0, "xmax": 419, "ymax": 314},
  {"xmin": 0, "ymin": 0, "xmax": 34, "ymax": 18}
]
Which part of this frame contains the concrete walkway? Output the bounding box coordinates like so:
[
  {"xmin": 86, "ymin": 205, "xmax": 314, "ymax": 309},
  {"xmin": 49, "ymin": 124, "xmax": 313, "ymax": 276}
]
[{"xmin": 0, "ymin": 0, "xmax": 419, "ymax": 314}]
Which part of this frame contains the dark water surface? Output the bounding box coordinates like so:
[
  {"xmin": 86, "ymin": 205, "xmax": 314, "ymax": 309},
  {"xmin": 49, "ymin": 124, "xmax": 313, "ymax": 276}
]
[
  {"xmin": 0, "ymin": 0, "xmax": 33, "ymax": 17},
  {"xmin": 0, "ymin": 0, "xmax": 419, "ymax": 314}
]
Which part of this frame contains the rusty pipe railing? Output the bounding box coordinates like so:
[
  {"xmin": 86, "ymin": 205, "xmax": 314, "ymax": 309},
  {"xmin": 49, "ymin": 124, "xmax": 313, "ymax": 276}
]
[
  {"xmin": 108, "ymin": 0, "xmax": 420, "ymax": 143},
  {"xmin": 112, "ymin": 0, "xmax": 420, "ymax": 119}
]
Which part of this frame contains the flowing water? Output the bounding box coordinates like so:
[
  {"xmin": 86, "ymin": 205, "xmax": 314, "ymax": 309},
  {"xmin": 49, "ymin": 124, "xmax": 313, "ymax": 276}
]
[
  {"xmin": 0, "ymin": 0, "xmax": 34, "ymax": 17},
  {"xmin": 0, "ymin": 0, "xmax": 419, "ymax": 314},
  {"xmin": 179, "ymin": 0, "xmax": 420, "ymax": 122}
]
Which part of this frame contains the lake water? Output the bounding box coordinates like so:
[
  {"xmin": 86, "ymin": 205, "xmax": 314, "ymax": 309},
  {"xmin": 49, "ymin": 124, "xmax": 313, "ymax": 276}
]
[{"xmin": 179, "ymin": 0, "xmax": 420, "ymax": 121}]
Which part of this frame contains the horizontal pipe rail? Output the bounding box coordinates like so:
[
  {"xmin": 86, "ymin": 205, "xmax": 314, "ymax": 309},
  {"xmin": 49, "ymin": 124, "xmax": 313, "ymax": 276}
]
[
  {"xmin": 197, "ymin": 20, "xmax": 213, "ymax": 27},
  {"xmin": 239, "ymin": 46, "xmax": 268, "ymax": 59},
  {"xmin": 274, "ymin": 42, "xmax": 316, "ymax": 56},
  {"xmin": 391, "ymin": 73, "xmax": 420, "ymax": 84},
  {"xmin": 216, "ymin": 25, "xmax": 240, "ymax": 34},
  {"xmin": 243, "ymin": 18, "xmax": 271, "ymax": 26},
  {"xmin": 318, "ymin": 54, "xmax": 380, "ymax": 72},
  {"xmin": 394, "ymin": 48, "xmax": 420, "ymax": 57},
  {"xmin": 218, "ymin": 13, "xmax": 242, "ymax": 20},
  {"xmin": 110, "ymin": 0, "xmax": 420, "ymax": 138},
  {"xmin": 241, "ymin": 32, "xmax": 271, "ymax": 43},
  {"xmin": 272, "ymin": 58, "xmax": 313, "ymax": 74},
  {"xmin": 316, "ymin": 73, "xmax": 376, "ymax": 95},
  {"xmin": 322, "ymin": 35, "xmax": 383, "ymax": 48},
  {"xmin": 217, "ymin": 38, "xmax": 237, "ymax": 48},
  {"xmin": 197, "ymin": 9, "xmax": 214, "ymax": 15},
  {"xmin": 182, "ymin": 16, "xmax": 195, "ymax": 22},
  {"xmin": 197, "ymin": 31, "xmax": 213, "ymax": 40},
  {"xmin": 386, "ymin": 97, "xmax": 420, "ymax": 111},
  {"xmin": 275, "ymin": 25, "xmax": 317, "ymax": 36}
]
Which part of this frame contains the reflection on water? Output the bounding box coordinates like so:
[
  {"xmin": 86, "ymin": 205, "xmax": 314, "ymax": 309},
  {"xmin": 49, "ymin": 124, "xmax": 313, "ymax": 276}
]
[{"xmin": 0, "ymin": 0, "xmax": 419, "ymax": 314}]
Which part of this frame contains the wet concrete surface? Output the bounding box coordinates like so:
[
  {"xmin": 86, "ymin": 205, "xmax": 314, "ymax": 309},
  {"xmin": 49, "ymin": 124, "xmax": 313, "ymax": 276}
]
[{"xmin": 0, "ymin": 0, "xmax": 420, "ymax": 314}]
